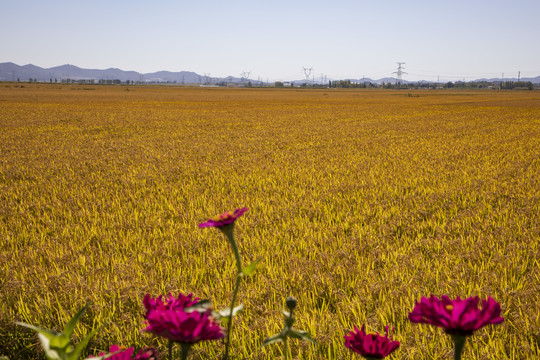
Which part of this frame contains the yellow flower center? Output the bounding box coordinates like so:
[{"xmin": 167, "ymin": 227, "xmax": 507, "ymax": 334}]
[{"xmin": 212, "ymin": 211, "xmax": 233, "ymax": 221}]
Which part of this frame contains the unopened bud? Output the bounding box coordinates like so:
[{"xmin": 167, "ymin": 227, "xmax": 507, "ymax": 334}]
[{"xmin": 286, "ymin": 296, "xmax": 297, "ymax": 312}]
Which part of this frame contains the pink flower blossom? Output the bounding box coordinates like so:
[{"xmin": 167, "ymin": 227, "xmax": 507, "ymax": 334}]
[
  {"xmin": 143, "ymin": 308, "xmax": 224, "ymax": 344},
  {"xmin": 143, "ymin": 293, "xmax": 199, "ymax": 319},
  {"xmin": 94, "ymin": 345, "xmax": 160, "ymax": 360},
  {"xmin": 198, "ymin": 207, "xmax": 248, "ymax": 228},
  {"xmin": 344, "ymin": 325, "xmax": 400, "ymax": 359},
  {"xmin": 408, "ymin": 295, "xmax": 504, "ymax": 336},
  {"xmin": 133, "ymin": 347, "xmax": 160, "ymax": 360}
]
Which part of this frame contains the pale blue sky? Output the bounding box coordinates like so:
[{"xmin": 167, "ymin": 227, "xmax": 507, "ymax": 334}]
[{"xmin": 1, "ymin": 0, "xmax": 539, "ymax": 81}]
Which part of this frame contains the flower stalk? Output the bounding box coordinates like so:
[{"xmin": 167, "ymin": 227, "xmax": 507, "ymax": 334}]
[
  {"xmin": 179, "ymin": 343, "xmax": 191, "ymax": 360},
  {"xmin": 451, "ymin": 335, "xmax": 467, "ymax": 360},
  {"xmin": 223, "ymin": 225, "xmax": 243, "ymax": 360},
  {"xmin": 199, "ymin": 207, "xmax": 251, "ymax": 360}
]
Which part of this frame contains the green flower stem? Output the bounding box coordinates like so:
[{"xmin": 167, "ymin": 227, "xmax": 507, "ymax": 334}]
[
  {"xmin": 168, "ymin": 340, "xmax": 173, "ymax": 360},
  {"xmin": 283, "ymin": 336, "xmax": 289, "ymax": 360},
  {"xmin": 451, "ymin": 335, "xmax": 467, "ymax": 360},
  {"xmin": 223, "ymin": 274, "xmax": 241, "ymax": 360},
  {"xmin": 283, "ymin": 309, "xmax": 294, "ymax": 359},
  {"xmin": 223, "ymin": 227, "xmax": 243, "ymax": 360},
  {"xmin": 180, "ymin": 343, "xmax": 192, "ymax": 360},
  {"xmin": 225, "ymin": 229, "xmax": 243, "ymax": 273}
]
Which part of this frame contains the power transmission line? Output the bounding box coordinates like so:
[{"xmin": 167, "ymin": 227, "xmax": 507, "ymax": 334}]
[
  {"xmin": 302, "ymin": 67, "xmax": 313, "ymax": 83},
  {"xmin": 392, "ymin": 62, "xmax": 407, "ymax": 84},
  {"xmin": 240, "ymin": 71, "xmax": 251, "ymax": 83}
]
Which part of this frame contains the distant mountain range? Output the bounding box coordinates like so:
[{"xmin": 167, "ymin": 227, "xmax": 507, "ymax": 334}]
[
  {"xmin": 0, "ymin": 62, "xmax": 242, "ymax": 84},
  {"xmin": 1, "ymin": 62, "xmax": 539, "ymax": 84}
]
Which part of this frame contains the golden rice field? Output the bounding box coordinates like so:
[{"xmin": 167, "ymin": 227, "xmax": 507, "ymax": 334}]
[{"xmin": 0, "ymin": 84, "xmax": 539, "ymax": 359}]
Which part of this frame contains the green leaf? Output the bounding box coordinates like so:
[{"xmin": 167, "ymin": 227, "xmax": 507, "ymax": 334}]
[
  {"xmin": 218, "ymin": 304, "xmax": 243, "ymax": 319},
  {"xmin": 219, "ymin": 316, "xmax": 229, "ymax": 326},
  {"xmin": 262, "ymin": 334, "xmax": 284, "ymax": 347},
  {"xmin": 288, "ymin": 329, "xmax": 316, "ymax": 343},
  {"xmin": 15, "ymin": 322, "xmax": 58, "ymax": 339},
  {"xmin": 184, "ymin": 299, "xmax": 212, "ymax": 313},
  {"xmin": 64, "ymin": 304, "xmax": 90, "ymax": 337},
  {"xmin": 281, "ymin": 310, "xmax": 291, "ymax": 318},
  {"xmin": 16, "ymin": 322, "xmax": 67, "ymax": 359},
  {"xmin": 49, "ymin": 334, "xmax": 71, "ymax": 350},
  {"xmin": 68, "ymin": 325, "xmax": 101, "ymax": 360},
  {"xmin": 16, "ymin": 306, "xmax": 98, "ymax": 360},
  {"xmin": 242, "ymin": 258, "xmax": 262, "ymax": 276},
  {"xmin": 37, "ymin": 333, "xmax": 62, "ymax": 360}
]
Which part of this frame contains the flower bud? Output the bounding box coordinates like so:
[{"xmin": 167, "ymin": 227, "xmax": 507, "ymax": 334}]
[{"xmin": 286, "ymin": 296, "xmax": 297, "ymax": 312}]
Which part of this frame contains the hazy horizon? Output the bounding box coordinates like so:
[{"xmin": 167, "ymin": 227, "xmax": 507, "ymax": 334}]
[{"xmin": 2, "ymin": 0, "xmax": 540, "ymax": 82}]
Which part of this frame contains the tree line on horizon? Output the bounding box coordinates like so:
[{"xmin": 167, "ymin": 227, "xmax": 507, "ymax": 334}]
[{"xmin": 11, "ymin": 77, "xmax": 538, "ymax": 90}]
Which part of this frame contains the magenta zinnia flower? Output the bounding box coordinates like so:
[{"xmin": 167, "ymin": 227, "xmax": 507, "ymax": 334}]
[
  {"xmin": 143, "ymin": 293, "xmax": 199, "ymax": 318},
  {"xmin": 408, "ymin": 295, "xmax": 504, "ymax": 336},
  {"xmin": 198, "ymin": 207, "xmax": 248, "ymax": 228},
  {"xmin": 344, "ymin": 325, "xmax": 400, "ymax": 359},
  {"xmin": 94, "ymin": 345, "xmax": 160, "ymax": 360},
  {"xmin": 133, "ymin": 347, "xmax": 161, "ymax": 360},
  {"xmin": 143, "ymin": 308, "xmax": 224, "ymax": 344}
]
